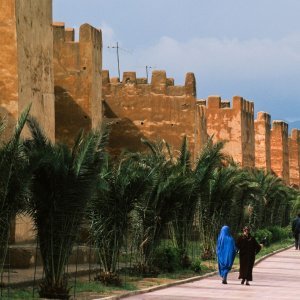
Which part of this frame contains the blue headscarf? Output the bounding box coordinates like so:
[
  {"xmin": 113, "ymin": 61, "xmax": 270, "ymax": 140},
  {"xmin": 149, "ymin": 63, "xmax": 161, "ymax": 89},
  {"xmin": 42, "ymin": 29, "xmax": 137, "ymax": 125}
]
[{"xmin": 216, "ymin": 225, "xmax": 236, "ymax": 278}]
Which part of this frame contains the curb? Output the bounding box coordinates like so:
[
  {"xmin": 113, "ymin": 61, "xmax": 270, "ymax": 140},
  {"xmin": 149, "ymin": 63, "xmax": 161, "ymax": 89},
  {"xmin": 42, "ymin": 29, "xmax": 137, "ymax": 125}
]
[
  {"xmin": 97, "ymin": 270, "xmax": 219, "ymax": 300},
  {"xmin": 97, "ymin": 244, "xmax": 293, "ymax": 300}
]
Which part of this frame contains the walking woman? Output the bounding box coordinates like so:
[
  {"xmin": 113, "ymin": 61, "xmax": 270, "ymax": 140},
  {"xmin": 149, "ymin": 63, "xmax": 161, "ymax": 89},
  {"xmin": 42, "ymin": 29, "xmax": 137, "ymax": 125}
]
[
  {"xmin": 216, "ymin": 225, "xmax": 236, "ymax": 284},
  {"xmin": 236, "ymin": 226, "xmax": 261, "ymax": 285}
]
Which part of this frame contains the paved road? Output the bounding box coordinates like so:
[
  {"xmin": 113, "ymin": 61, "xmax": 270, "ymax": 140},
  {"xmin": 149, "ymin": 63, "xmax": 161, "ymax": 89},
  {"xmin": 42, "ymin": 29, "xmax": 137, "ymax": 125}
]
[{"xmin": 124, "ymin": 247, "xmax": 300, "ymax": 300}]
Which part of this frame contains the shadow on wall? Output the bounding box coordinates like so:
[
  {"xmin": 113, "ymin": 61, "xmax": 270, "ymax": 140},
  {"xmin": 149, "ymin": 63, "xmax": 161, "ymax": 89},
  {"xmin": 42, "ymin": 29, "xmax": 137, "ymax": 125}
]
[
  {"xmin": 103, "ymin": 101, "xmax": 148, "ymax": 157},
  {"xmin": 55, "ymin": 86, "xmax": 91, "ymax": 146}
]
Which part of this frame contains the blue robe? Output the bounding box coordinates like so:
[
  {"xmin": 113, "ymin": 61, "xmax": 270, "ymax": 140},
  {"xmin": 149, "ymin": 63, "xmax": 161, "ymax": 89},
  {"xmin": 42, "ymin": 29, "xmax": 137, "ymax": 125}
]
[{"xmin": 216, "ymin": 226, "xmax": 236, "ymax": 278}]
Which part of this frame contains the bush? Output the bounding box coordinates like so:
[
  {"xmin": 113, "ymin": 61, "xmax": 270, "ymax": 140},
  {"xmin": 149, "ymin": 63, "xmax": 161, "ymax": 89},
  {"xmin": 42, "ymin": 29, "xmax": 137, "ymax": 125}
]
[
  {"xmin": 94, "ymin": 272, "xmax": 122, "ymax": 286},
  {"xmin": 254, "ymin": 229, "xmax": 272, "ymax": 246},
  {"xmin": 152, "ymin": 246, "xmax": 180, "ymax": 272},
  {"xmin": 191, "ymin": 258, "xmax": 202, "ymax": 273},
  {"xmin": 266, "ymin": 226, "xmax": 289, "ymax": 242}
]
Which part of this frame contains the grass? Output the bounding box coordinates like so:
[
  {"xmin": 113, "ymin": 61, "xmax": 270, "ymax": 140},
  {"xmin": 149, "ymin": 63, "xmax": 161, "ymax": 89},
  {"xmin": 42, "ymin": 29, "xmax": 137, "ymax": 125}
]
[
  {"xmin": 0, "ymin": 281, "xmax": 138, "ymax": 300},
  {"xmin": 0, "ymin": 287, "xmax": 38, "ymax": 299}
]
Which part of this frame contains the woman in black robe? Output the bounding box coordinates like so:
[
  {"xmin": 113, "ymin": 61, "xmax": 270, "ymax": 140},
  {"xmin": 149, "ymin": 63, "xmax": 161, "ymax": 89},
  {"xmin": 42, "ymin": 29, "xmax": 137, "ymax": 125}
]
[{"xmin": 236, "ymin": 226, "xmax": 261, "ymax": 286}]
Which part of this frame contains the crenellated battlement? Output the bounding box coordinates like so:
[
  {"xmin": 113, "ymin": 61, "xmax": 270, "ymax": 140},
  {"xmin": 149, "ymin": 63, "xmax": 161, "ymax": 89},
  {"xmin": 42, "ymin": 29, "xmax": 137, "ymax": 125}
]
[
  {"xmin": 271, "ymin": 120, "xmax": 289, "ymax": 183},
  {"xmin": 256, "ymin": 111, "xmax": 271, "ymax": 123},
  {"xmin": 255, "ymin": 112, "xmax": 271, "ymax": 170},
  {"xmin": 53, "ymin": 21, "xmax": 102, "ymax": 146},
  {"xmin": 203, "ymin": 95, "xmax": 254, "ymax": 115},
  {"xmin": 102, "ymin": 70, "xmax": 196, "ymax": 97},
  {"xmin": 203, "ymin": 95, "xmax": 255, "ymax": 167},
  {"xmin": 289, "ymin": 129, "xmax": 300, "ymax": 188},
  {"xmin": 272, "ymin": 120, "xmax": 289, "ymax": 134},
  {"xmin": 290, "ymin": 128, "xmax": 300, "ymax": 141},
  {"xmin": 53, "ymin": 22, "xmax": 101, "ymax": 45}
]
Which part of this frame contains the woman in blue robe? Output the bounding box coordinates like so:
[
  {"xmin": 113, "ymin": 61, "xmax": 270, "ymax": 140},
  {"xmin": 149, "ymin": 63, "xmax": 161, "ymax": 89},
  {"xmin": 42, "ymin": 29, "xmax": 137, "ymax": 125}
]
[{"xmin": 216, "ymin": 225, "xmax": 236, "ymax": 284}]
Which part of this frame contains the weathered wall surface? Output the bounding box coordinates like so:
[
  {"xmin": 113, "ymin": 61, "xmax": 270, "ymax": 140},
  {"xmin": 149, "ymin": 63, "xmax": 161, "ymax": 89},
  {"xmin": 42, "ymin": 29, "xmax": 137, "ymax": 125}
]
[
  {"xmin": 0, "ymin": 0, "xmax": 55, "ymax": 139},
  {"xmin": 289, "ymin": 129, "xmax": 300, "ymax": 188},
  {"xmin": 203, "ymin": 96, "xmax": 255, "ymax": 167},
  {"xmin": 1, "ymin": 0, "xmax": 55, "ymax": 243},
  {"xmin": 53, "ymin": 22, "xmax": 102, "ymax": 145},
  {"xmin": 0, "ymin": 0, "xmax": 20, "ymax": 138},
  {"xmin": 270, "ymin": 121, "xmax": 289, "ymax": 184},
  {"xmin": 254, "ymin": 112, "xmax": 271, "ymax": 170},
  {"xmin": 16, "ymin": 0, "xmax": 55, "ymax": 140},
  {"xmin": 103, "ymin": 70, "xmax": 207, "ymax": 161}
]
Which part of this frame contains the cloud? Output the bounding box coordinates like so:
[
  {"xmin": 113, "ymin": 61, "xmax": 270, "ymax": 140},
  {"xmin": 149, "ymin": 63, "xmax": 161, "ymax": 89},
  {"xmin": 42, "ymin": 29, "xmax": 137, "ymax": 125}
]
[
  {"xmin": 102, "ymin": 30, "xmax": 300, "ymax": 120},
  {"xmin": 100, "ymin": 21, "xmax": 117, "ymax": 47}
]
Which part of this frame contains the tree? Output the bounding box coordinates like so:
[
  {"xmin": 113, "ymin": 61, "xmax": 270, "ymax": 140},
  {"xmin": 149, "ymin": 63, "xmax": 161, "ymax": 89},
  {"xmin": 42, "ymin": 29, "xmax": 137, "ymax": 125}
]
[
  {"xmin": 89, "ymin": 154, "xmax": 147, "ymax": 279},
  {"xmin": 250, "ymin": 169, "xmax": 291, "ymax": 228},
  {"xmin": 170, "ymin": 137, "xmax": 224, "ymax": 259},
  {"xmin": 0, "ymin": 107, "xmax": 31, "ymax": 277},
  {"xmin": 130, "ymin": 139, "xmax": 192, "ymax": 269},
  {"xmin": 25, "ymin": 118, "xmax": 107, "ymax": 299}
]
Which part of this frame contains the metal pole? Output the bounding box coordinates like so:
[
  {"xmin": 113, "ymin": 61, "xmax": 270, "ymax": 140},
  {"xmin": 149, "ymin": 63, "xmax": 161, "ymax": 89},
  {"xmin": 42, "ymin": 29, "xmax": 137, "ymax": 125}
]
[{"xmin": 116, "ymin": 42, "xmax": 120, "ymax": 79}]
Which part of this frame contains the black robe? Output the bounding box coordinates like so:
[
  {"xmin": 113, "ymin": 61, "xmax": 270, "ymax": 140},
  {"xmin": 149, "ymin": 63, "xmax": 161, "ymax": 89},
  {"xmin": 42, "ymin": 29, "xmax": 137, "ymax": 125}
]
[{"xmin": 236, "ymin": 234, "xmax": 261, "ymax": 281}]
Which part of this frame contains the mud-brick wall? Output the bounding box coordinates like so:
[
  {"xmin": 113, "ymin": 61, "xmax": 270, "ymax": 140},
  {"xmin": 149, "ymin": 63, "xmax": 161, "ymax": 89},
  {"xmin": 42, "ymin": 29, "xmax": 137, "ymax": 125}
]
[
  {"xmin": 0, "ymin": 0, "xmax": 19, "ymax": 138},
  {"xmin": 53, "ymin": 23, "xmax": 102, "ymax": 145},
  {"xmin": 102, "ymin": 70, "xmax": 207, "ymax": 161},
  {"xmin": 289, "ymin": 129, "xmax": 300, "ymax": 188},
  {"xmin": 271, "ymin": 121, "xmax": 289, "ymax": 184},
  {"xmin": 0, "ymin": 0, "xmax": 55, "ymax": 243},
  {"xmin": 0, "ymin": 0, "xmax": 55, "ymax": 140},
  {"xmin": 203, "ymin": 96, "xmax": 255, "ymax": 167},
  {"xmin": 254, "ymin": 112, "xmax": 271, "ymax": 171}
]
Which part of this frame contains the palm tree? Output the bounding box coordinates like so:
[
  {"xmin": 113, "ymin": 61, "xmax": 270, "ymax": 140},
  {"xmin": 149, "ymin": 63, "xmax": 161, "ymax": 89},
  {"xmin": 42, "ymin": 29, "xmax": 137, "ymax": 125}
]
[
  {"xmin": 0, "ymin": 107, "xmax": 31, "ymax": 277},
  {"xmin": 88, "ymin": 153, "xmax": 147, "ymax": 279},
  {"xmin": 250, "ymin": 169, "xmax": 291, "ymax": 228},
  {"xmin": 130, "ymin": 139, "xmax": 192, "ymax": 270},
  {"xmin": 170, "ymin": 137, "xmax": 224, "ymax": 260},
  {"xmin": 24, "ymin": 118, "xmax": 107, "ymax": 299},
  {"xmin": 197, "ymin": 161, "xmax": 259, "ymax": 257},
  {"xmin": 291, "ymin": 193, "xmax": 300, "ymax": 217}
]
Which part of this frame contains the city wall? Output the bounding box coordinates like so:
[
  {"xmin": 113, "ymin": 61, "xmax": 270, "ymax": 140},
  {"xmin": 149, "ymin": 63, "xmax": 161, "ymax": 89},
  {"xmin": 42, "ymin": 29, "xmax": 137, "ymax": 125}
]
[
  {"xmin": 0, "ymin": 0, "xmax": 55, "ymax": 140},
  {"xmin": 102, "ymin": 70, "xmax": 207, "ymax": 161},
  {"xmin": 271, "ymin": 121, "xmax": 290, "ymax": 183},
  {"xmin": 103, "ymin": 70, "xmax": 299, "ymax": 186},
  {"xmin": 0, "ymin": 0, "xmax": 55, "ymax": 243},
  {"xmin": 289, "ymin": 129, "xmax": 300, "ymax": 188},
  {"xmin": 254, "ymin": 112, "xmax": 271, "ymax": 171},
  {"xmin": 53, "ymin": 22, "xmax": 102, "ymax": 145},
  {"xmin": 199, "ymin": 96, "xmax": 255, "ymax": 167}
]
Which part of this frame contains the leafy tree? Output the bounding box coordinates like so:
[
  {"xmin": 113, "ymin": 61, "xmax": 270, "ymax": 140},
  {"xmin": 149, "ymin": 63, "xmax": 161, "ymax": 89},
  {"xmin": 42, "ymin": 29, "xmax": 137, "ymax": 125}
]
[
  {"xmin": 250, "ymin": 169, "xmax": 292, "ymax": 228},
  {"xmin": 170, "ymin": 137, "xmax": 224, "ymax": 259},
  {"xmin": 0, "ymin": 107, "xmax": 31, "ymax": 276},
  {"xmin": 130, "ymin": 139, "xmax": 192, "ymax": 269},
  {"xmin": 25, "ymin": 118, "xmax": 107, "ymax": 299},
  {"xmin": 89, "ymin": 154, "xmax": 147, "ymax": 278}
]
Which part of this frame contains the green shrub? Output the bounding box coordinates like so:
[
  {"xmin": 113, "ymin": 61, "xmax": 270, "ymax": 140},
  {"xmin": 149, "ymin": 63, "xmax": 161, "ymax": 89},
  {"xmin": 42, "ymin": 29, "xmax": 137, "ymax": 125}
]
[
  {"xmin": 94, "ymin": 272, "xmax": 122, "ymax": 286},
  {"xmin": 266, "ymin": 226, "xmax": 289, "ymax": 242},
  {"xmin": 190, "ymin": 258, "xmax": 202, "ymax": 273},
  {"xmin": 254, "ymin": 229, "xmax": 272, "ymax": 246},
  {"xmin": 152, "ymin": 246, "xmax": 181, "ymax": 272}
]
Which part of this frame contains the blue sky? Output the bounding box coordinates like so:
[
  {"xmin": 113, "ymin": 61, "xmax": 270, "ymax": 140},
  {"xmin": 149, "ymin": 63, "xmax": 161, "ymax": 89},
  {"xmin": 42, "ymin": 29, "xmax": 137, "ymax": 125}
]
[{"xmin": 53, "ymin": 0, "xmax": 300, "ymax": 123}]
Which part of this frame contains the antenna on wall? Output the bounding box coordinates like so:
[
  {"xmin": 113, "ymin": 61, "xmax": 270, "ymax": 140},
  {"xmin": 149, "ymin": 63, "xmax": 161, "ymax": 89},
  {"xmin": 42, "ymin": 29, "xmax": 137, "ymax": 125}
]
[
  {"xmin": 107, "ymin": 42, "xmax": 131, "ymax": 79},
  {"xmin": 107, "ymin": 42, "xmax": 121, "ymax": 79},
  {"xmin": 145, "ymin": 65, "xmax": 155, "ymax": 82}
]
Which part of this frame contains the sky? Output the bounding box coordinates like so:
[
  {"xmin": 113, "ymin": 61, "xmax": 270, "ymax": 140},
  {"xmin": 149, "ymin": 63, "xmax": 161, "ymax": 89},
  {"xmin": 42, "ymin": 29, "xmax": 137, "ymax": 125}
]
[{"xmin": 53, "ymin": 0, "xmax": 300, "ymax": 123}]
